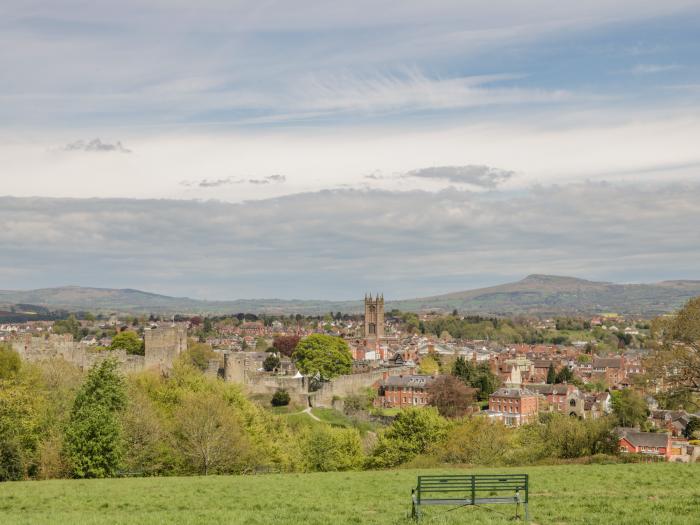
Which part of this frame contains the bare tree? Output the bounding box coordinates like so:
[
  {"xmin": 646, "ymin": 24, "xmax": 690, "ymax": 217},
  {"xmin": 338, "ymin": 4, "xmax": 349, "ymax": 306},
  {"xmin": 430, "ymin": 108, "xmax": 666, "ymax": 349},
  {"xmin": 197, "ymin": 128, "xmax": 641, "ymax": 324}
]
[{"xmin": 428, "ymin": 375, "xmax": 477, "ymax": 418}]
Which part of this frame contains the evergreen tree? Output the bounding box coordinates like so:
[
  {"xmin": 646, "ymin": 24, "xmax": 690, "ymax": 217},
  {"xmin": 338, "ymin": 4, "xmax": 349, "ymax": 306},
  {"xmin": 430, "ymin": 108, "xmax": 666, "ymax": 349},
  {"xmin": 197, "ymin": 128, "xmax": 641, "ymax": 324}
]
[
  {"xmin": 452, "ymin": 356, "xmax": 475, "ymax": 384},
  {"xmin": 555, "ymin": 366, "xmax": 574, "ymax": 383},
  {"xmin": 65, "ymin": 359, "xmax": 126, "ymax": 478},
  {"xmin": 546, "ymin": 363, "xmax": 556, "ymax": 384}
]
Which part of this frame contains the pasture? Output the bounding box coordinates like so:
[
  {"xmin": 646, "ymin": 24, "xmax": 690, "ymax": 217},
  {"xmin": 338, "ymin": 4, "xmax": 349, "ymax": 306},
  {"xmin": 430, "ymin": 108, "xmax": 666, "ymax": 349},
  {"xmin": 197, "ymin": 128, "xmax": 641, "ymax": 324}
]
[{"xmin": 0, "ymin": 463, "xmax": 697, "ymax": 524}]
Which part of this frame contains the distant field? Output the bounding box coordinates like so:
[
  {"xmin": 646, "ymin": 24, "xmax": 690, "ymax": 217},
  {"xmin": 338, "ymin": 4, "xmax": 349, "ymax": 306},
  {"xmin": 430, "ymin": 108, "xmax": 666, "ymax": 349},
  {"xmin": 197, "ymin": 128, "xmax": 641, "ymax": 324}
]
[{"xmin": 1, "ymin": 463, "xmax": 698, "ymax": 524}]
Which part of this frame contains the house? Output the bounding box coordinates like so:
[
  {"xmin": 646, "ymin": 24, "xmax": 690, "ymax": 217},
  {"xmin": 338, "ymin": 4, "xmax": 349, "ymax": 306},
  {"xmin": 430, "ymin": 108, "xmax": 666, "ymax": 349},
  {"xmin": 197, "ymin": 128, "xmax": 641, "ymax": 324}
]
[
  {"xmin": 239, "ymin": 322, "xmax": 265, "ymax": 336},
  {"xmin": 487, "ymin": 387, "xmax": 539, "ymax": 427},
  {"xmin": 375, "ymin": 374, "xmax": 435, "ymax": 408},
  {"xmin": 592, "ymin": 357, "xmax": 625, "ymax": 385},
  {"xmin": 649, "ymin": 410, "xmax": 693, "ymax": 437},
  {"xmin": 618, "ymin": 429, "xmax": 671, "ymax": 459},
  {"xmin": 528, "ymin": 383, "xmax": 585, "ymax": 417},
  {"xmin": 584, "ymin": 391, "xmax": 612, "ymax": 418},
  {"xmin": 486, "ymin": 367, "xmax": 539, "ymax": 427}
]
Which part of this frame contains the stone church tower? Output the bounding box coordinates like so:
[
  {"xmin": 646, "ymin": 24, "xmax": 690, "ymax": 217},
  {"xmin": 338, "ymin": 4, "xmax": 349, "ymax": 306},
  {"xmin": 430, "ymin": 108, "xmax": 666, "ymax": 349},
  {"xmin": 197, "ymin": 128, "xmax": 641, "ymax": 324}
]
[{"xmin": 364, "ymin": 293, "xmax": 385, "ymax": 340}]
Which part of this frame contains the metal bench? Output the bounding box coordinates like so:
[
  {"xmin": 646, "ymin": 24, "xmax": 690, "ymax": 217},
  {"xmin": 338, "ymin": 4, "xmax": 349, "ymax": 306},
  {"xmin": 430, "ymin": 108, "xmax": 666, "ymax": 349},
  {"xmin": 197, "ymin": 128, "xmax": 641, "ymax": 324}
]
[{"xmin": 411, "ymin": 474, "xmax": 529, "ymax": 521}]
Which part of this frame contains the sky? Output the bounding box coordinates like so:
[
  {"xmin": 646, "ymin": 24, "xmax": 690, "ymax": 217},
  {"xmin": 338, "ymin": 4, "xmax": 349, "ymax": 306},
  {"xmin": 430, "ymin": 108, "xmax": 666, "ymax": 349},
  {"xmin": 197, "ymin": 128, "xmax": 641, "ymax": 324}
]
[{"xmin": 2, "ymin": 1, "xmax": 700, "ymax": 300}]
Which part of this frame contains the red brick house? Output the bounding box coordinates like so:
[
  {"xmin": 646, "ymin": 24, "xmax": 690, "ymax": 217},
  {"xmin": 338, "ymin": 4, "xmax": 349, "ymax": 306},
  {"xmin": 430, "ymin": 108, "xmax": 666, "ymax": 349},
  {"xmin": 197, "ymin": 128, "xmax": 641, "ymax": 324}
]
[
  {"xmin": 618, "ymin": 430, "xmax": 671, "ymax": 459},
  {"xmin": 374, "ymin": 374, "xmax": 435, "ymax": 408},
  {"xmin": 487, "ymin": 386, "xmax": 539, "ymax": 427}
]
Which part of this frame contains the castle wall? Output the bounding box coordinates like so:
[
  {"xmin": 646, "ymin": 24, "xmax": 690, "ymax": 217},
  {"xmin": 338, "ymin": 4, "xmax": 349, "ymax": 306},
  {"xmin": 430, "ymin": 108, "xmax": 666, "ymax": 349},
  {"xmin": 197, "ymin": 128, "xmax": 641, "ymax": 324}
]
[
  {"xmin": 310, "ymin": 366, "xmax": 410, "ymax": 407},
  {"xmin": 11, "ymin": 334, "xmax": 145, "ymax": 372},
  {"xmin": 144, "ymin": 325, "xmax": 187, "ymax": 371}
]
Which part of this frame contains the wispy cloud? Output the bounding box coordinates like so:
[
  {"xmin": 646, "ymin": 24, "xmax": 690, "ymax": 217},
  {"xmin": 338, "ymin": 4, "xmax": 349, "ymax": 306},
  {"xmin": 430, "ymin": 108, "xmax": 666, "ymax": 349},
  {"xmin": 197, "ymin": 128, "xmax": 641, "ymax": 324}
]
[
  {"xmin": 63, "ymin": 138, "xmax": 131, "ymax": 153},
  {"xmin": 628, "ymin": 64, "xmax": 682, "ymax": 74},
  {"xmin": 403, "ymin": 165, "xmax": 514, "ymax": 188},
  {"xmin": 181, "ymin": 174, "xmax": 287, "ymax": 188}
]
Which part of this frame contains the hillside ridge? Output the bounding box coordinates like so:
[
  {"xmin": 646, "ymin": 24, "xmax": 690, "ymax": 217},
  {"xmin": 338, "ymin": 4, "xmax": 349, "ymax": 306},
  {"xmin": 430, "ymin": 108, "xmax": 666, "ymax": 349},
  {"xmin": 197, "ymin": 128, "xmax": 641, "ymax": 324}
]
[{"xmin": 1, "ymin": 274, "xmax": 700, "ymax": 316}]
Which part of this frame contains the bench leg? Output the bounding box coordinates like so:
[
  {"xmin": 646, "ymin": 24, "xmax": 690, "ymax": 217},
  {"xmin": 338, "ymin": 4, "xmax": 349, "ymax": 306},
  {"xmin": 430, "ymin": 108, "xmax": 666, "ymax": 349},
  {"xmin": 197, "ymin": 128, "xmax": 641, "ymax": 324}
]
[
  {"xmin": 524, "ymin": 503, "xmax": 529, "ymax": 522},
  {"xmin": 411, "ymin": 501, "xmax": 420, "ymax": 521}
]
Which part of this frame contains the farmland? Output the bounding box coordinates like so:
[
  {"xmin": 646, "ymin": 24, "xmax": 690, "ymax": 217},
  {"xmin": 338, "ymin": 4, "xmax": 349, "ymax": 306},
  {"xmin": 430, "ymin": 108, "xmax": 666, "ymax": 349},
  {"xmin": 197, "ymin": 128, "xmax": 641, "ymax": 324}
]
[{"xmin": 1, "ymin": 463, "xmax": 698, "ymax": 525}]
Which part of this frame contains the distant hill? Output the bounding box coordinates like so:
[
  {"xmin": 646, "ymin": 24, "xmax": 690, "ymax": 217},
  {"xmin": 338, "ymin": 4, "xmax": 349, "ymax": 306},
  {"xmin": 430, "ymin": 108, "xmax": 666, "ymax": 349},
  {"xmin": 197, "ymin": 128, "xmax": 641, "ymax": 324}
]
[
  {"xmin": 1, "ymin": 275, "xmax": 699, "ymax": 317},
  {"xmin": 389, "ymin": 275, "xmax": 700, "ymax": 316}
]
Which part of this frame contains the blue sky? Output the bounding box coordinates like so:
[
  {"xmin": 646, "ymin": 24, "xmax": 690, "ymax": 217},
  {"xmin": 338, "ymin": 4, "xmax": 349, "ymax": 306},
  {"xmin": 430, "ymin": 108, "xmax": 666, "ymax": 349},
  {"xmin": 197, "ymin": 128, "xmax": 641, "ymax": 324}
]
[{"xmin": 1, "ymin": 2, "xmax": 700, "ymax": 299}]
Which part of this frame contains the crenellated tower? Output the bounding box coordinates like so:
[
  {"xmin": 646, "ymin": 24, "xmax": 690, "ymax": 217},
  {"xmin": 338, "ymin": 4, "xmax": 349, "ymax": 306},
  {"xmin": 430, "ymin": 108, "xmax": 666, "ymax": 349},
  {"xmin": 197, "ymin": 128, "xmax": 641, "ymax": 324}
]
[{"xmin": 364, "ymin": 293, "xmax": 385, "ymax": 340}]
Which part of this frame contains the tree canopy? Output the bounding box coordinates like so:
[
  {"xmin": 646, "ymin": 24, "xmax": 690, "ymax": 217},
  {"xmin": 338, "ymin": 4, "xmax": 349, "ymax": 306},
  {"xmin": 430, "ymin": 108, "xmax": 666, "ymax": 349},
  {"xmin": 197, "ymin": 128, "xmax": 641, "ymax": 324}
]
[
  {"xmin": 110, "ymin": 331, "xmax": 144, "ymax": 356},
  {"xmin": 292, "ymin": 334, "xmax": 352, "ymax": 379}
]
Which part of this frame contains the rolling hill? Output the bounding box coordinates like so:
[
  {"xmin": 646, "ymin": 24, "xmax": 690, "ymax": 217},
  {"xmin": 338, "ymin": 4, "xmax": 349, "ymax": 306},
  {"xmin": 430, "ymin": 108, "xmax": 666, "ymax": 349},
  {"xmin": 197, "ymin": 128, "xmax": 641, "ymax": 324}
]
[{"xmin": 1, "ymin": 275, "xmax": 699, "ymax": 316}]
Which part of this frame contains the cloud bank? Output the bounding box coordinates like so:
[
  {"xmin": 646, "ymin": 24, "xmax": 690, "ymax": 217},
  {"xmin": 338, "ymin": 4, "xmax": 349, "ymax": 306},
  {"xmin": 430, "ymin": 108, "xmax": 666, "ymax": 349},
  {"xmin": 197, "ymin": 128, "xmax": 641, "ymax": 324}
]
[{"xmin": 1, "ymin": 181, "xmax": 699, "ymax": 299}]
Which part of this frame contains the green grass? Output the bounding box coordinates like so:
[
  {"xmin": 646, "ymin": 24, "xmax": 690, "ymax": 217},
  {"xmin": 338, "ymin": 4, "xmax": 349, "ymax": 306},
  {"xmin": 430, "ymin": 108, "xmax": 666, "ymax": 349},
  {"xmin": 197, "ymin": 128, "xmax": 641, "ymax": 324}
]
[
  {"xmin": 310, "ymin": 408, "xmax": 376, "ymax": 432},
  {"xmin": 1, "ymin": 463, "xmax": 698, "ymax": 524}
]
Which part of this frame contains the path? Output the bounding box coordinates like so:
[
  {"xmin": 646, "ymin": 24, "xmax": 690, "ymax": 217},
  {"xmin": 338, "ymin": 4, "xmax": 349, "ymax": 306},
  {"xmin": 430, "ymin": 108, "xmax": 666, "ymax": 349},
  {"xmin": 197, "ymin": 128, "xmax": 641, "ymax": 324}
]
[{"xmin": 303, "ymin": 407, "xmax": 321, "ymax": 421}]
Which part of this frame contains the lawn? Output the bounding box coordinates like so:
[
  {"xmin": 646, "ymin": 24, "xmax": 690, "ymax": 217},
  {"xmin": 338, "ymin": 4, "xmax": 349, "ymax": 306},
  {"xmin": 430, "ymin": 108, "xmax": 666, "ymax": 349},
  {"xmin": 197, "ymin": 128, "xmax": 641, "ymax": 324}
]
[{"xmin": 1, "ymin": 463, "xmax": 698, "ymax": 525}]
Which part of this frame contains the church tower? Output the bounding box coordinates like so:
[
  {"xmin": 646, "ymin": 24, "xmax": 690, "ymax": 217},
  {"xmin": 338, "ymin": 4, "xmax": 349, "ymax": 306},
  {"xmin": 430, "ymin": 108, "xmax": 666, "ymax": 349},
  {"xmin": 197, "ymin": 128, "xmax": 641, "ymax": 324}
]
[{"xmin": 364, "ymin": 293, "xmax": 385, "ymax": 340}]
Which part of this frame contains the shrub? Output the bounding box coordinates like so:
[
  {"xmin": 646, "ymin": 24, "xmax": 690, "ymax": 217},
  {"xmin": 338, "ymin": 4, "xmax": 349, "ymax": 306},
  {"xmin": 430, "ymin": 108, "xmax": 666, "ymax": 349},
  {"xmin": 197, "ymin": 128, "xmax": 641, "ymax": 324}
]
[
  {"xmin": 300, "ymin": 426, "xmax": 363, "ymax": 472},
  {"xmin": 271, "ymin": 389, "xmax": 290, "ymax": 407},
  {"xmin": 263, "ymin": 354, "xmax": 281, "ymax": 372},
  {"xmin": 0, "ymin": 436, "xmax": 24, "ymax": 481},
  {"xmin": 367, "ymin": 407, "xmax": 449, "ymax": 468},
  {"xmin": 0, "ymin": 344, "xmax": 21, "ymax": 379}
]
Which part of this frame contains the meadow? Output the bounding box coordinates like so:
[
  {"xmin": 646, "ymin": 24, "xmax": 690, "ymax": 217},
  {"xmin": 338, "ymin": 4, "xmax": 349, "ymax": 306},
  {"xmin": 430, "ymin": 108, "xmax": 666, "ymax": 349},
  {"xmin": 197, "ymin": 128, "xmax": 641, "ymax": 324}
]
[{"xmin": 1, "ymin": 463, "xmax": 698, "ymax": 525}]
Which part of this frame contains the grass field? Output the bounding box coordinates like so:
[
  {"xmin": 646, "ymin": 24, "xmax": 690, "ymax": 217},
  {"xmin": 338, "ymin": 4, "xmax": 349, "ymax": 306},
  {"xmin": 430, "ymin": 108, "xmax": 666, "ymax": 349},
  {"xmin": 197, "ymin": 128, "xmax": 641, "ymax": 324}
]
[{"xmin": 1, "ymin": 463, "xmax": 698, "ymax": 525}]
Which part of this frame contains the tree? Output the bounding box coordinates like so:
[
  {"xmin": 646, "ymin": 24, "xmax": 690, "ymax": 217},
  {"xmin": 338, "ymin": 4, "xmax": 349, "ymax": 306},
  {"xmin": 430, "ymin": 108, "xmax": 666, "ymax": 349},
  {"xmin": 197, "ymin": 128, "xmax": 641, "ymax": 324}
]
[
  {"xmin": 0, "ymin": 343, "xmax": 21, "ymax": 379},
  {"xmin": 452, "ymin": 357, "xmax": 498, "ymax": 400},
  {"xmin": 684, "ymin": 417, "xmax": 700, "ymax": 439},
  {"xmin": 181, "ymin": 341, "xmax": 218, "ymax": 371},
  {"xmin": 263, "ymin": 354, "xmax": 281, "ymax": 372},
  {"xmin": 174, "ymin": 392, "xmax": 251, "ymax": 475},
  {"xmin": 301, "ymin": 426, "xmax": 363, "ymax": 472},
  {"xmin": 65, "ymin": 359, "xmax": 126, "ymax": 478},
  {"xmin": 648, "ymin": 298, "xmax": 700, "ymax": 396},
  {"xmin": 418, "ymin": 355, "xmax": 440, "ymax": 375},
  {"xmin": 438, "ymin": 417, "xmax": 513, "ymax": 466},
  {"xmin": 428, "ymin": 375, "xmax": 475, "ymax": 418},
  {"xmin": 452, "ymin": 356, "xmax": 475, "ymax": 384},
  {"xmin": 255, "ymin": 337, "xmax": 269, "ymax": 352},
  {"xmin": 473, "ymin": 363, "xmax": 500, "ymax": 401},
  {"xmin": 292, "ymin": 334, "xmax": 352, "ymax": 380},
  {"xmin": 110, "ymin": 331, "xmax": 144, "ymax": 356},
  {"xmin": 611, "ymin": 389, "xmax": 648, "ymax": 427},
  {"xmin": 555, "ymin": 366, "xmax": 573, "ymax": 384},
  {"xmin": 65, "ymin": 403, "xmax": 123, "ymax": 478},
  {"xmin": 368, "ymin": 407, "xmax": 449, "ymax": 468},
  {"xmin": 271, "ymin": 389, "xmax": 290, "ymax": 407},
  {"xmin": 546, "ymin": 363, "xmax": 556, "ymax": 384},
  {"xmin": 53, "ymin": 315, "xmax": 81, "ymax": 340}
]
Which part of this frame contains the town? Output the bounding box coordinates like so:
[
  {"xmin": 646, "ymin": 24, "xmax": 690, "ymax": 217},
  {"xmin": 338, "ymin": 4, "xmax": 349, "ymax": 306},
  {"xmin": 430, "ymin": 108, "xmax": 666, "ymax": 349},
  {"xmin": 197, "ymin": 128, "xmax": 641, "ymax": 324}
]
[{"xmin": 3, "ymin": 292, "xmax": 698, "ymax": 473}]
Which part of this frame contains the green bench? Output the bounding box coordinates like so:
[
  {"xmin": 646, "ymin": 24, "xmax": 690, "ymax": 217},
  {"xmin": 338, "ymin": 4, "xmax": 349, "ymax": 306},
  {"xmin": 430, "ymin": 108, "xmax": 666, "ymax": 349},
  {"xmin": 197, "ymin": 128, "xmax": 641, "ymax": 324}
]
[{"xmin": 411, "ymin": 473, "xmax": 529, "ymax": 521}]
